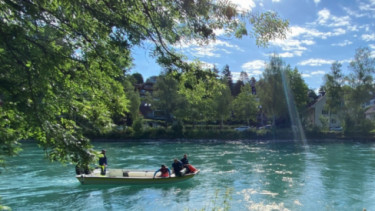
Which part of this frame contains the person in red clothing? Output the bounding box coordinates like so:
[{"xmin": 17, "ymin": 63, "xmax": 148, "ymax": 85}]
[{"xmin": 153, "ymin": 164, "xmax": 171, "ymax": 178}]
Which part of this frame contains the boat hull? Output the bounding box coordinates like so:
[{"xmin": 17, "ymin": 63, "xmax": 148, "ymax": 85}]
[{"xmin": 76, "ymin": 169, "xmax": 199, "ymax": 185}]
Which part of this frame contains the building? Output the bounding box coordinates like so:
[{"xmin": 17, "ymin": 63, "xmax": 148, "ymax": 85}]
[{"xmin": 305, "ymin": 93, "xmax": 341, "ymax": 129}]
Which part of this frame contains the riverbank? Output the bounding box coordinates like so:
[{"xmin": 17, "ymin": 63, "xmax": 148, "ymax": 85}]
[{"xmin": 88, "ymin": 128, "xmax": 375, "ymax": 142}]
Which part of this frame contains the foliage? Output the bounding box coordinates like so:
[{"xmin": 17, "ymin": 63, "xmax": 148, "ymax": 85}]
[
  {"xmin": 221, "ymin": 65, "xmax": 233, "ymax": 94},
  {"xmin": 0, "ymin": 0, "xmax": 289, "ymax": 165},
  {"xmin": 232, "ymin": 84, "xmax": 258, "ymax": 125},
  {"xmin": 172, "ymin": 120, "xmax": 184, "ymax": 136},
  {"xmin": 212, "ymin": 82, "xmax": 233, "ymax": 127},
  {"xmin": 343, "ymin": 47, "xmax": 375, "ymax": 133},
  {"xmin": 131, "ymin": 73, "xmax": 144, "ymax": 85},
  {"xmin": 257, "ymin": 56, "xmax": 308, "ymax": 128},
  {"xmin": 121, "ymin": 78, "xmax": 141, "ymax": 125},
  {"xmin": 319, "ymin": 116, "xmax": 329, "ymax": 132},
  {"xmin": 257, "ymin": 56, "xmax": 286, "ymax": 125},
  {"xmin": 132, "ymin": 118, "xmax": 143, "ymax": 136},
  {"xmin": 324, "ymin": 61, "xmax": 344, "ymax": 113},
  {"xmin": 177, "ymin": 62, "xmax": 224, "ymax": 123},
  {"xmin": 286, "ymin": 66, "xmax": 309, "ymax": 112},
  {"xmin": 152, "ymin": 73, "xmax": 184, "ymax": 125}
]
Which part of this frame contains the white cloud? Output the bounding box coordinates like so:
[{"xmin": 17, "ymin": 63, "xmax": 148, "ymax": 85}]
[
  {"xmin": 369, "ymin": 44, "xmax": 375, "ymax": 49},
  {"xmin": 242, "ymin": 60, "xmax": 265, "ymax": 70},
  {"xmin": 331, "ymin": 40, "xmax": 353, "ymax": 47},
  {"xmin": 311, "ymin": 70, "xmax": 326, "ymax": 75},
  {"xmin": 229, "ymin": 0, "xmax": 256, "ymax": 12},
  {"xmin": 270, "ymin": 36, "xmax": 316, "ymax": 52},
  {"xmin": 362, "ymin": 33, "xmax": 375, "ymax": 41},
  {"xmin": 298, "ymin": 58, "xmax": 335, "ymax": 66},
  {"xmin": 314, "ymin": 0, "xmax": 321, "ymax": 5},
  {"xmin": 343, "ymin": 7, "xmax": 366, "ymax": 18},
  {"xmin": 275, "ymin": 51, "xmax": 303, "ymax": 58},
  {"xmin": 302, "ymin": 73, "xmax": 311, "ymax": 78},
  {"xmin": 175, "ymin": 39, "xmax": 243, "ymax": 58},
  {"xmin": 359, "ymin": 0, "xmax": 375, "ymax": 14},
  {"xmin": 302, "ymin": 70, "xmax": 325, "ymax": 78},
  {"xmin": 193, "ymin": 46, "xmax": 221, "ymax": 57},
  {"xmin": 240, "ymin": 60, "xmax": 265, "ymax": 78},
  {"xmin": 272, "ymin": 0, "xmax": 281, "ymax": 2},
  {"xmin": 339, "ymin": 59, "xmax": 352, "ymax": 64},
  {"xmin": 316, "ymin": 8, "xmax": 351, "ymax": 28}
]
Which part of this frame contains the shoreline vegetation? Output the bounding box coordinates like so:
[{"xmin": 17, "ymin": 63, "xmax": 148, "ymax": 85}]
[{"xmin": 87, "ymin": 127, "xmax": 375, "ymax": 142}]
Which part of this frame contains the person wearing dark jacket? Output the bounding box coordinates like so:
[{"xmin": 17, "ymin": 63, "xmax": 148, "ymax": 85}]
[
  {"xmin": 172, "ymin": 159, "xmax": 183, "ymax": 176},
  {"xmin": 180, "ymin": 154, "xmax": 190, "ymax": 173},
  {"xmin": 180, "ymin": 154, "xmax": 189, "ymax": 165},
  {"xmin": 98, "ymin": 149, "xmax": 107, "ymax": 175}
]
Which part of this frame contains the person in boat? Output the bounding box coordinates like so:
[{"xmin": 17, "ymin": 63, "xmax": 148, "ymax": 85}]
[
  {"xmin": 172, "ymin": 158, "xmax": 184, "ymax": 177},
  {"xmin": 180, "ymin": 154, "xmax": 190, "ymax": 173},
  {"xmin": 180, "ymin": 154, "xmax": 197, "ymax": 173},
  {"xmin": 153, "ymin": 164, "xmax": 171, "ymax": 178},
  {"xmin": 98, "ymin": 149, "xmax": 107, "ymax": 175}
]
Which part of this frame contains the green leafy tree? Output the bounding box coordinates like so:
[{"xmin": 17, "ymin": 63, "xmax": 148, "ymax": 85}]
[
  {"xmin": 257, "ymin": 56, "xmax": 308, "ymax": 127},
  {"xmin": 0, "ymin": 0, "xmax": 288, "ymax": 165},
  {"xmin": 232, "ymin": 80, "xmax": 245, "ymax": 97},
  {"xmin": 177, "ymin": 62, "xmax": 222, "ymax": 124},
  {"xmin": 131, "ymin": 73, "xmax": 144, "ymax": 85},
  {"xmin": 344, "ymin": 47, "xmax": 375, "ymax": 133},
  {"xmin": 323, "ymin": 61, "xmax": 344, "ymax": 129},
  {"xmin": 221, "ymin": 65, "xmax": 233, "ymax": 94},
  {"xmin": 239, "ymin": 71, "xmax": 249, "ymax": 83},
  {"xmin": 286, "ymin": 66, "xmax": 309, "ymax": 112},
  {"xmin": 257, "ymin": 56, "xmax": 286, "ymax": 126},
  {"xmin": 232, "ymin": 84, "xmax": 258, "ymax": 125},
  {"xmin": 152, "ymin": 73, "xmax": 185, "ymax": 126},
  {"xmin": 212, "ymin": 82, "xmax": 233, "ymax": 127},
  {"xmin": 122, "ymin": 78, "xmax": 141, "ymax": 126}
]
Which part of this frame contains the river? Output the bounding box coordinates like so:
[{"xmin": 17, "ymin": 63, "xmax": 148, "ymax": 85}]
[{"xmin": 1, "ymin": 140, "xmax": 375, "ymax": 210}]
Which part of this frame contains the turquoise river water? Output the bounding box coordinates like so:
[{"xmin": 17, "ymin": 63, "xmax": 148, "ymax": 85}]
[{"xmin": 1, "ymin": 140, "xmax": 375, "ymax": 210}]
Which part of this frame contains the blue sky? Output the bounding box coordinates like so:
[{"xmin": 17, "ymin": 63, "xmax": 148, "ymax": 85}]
[{"xmin": 131, "ymin": 0, "xmax": 375, "ymax": 91}]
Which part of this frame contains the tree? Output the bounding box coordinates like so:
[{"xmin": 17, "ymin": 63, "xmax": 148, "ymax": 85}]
[
  {"xmin": 152, "ymin": 73, "xmax": 185, "ymax": 126},
  {"xmin": 347, "ymin": 47, "xmax": 375, "ymax": 106},
  {"xmin": 286, "ymin": 66, "xmax": 309, "ymax": 112},
  {"xmin": 212, "ymin": 82, "xmax": 232, "ymax": 127},
  {"xmin": 221, "ymin": 65, "xmax": 233, "ymax": 94},
  {"xmin": 344, "ymin": 47, "xmax": 375, "ymax": 133},
  {"xmin": 250, "ymin": 77, "xmax": 257, "ymax": 95},
  {"xmin": 239, "ymin": 71, "xmax": 249, "ymax": 83},
  {"xmin": 257, "ymin": 56, "xmax": 308, "ymax": 127},
  {"xmin": 0, "ymin": 0, "xmax": 289, "ymax": 165},
  {"xmin": 177, "ymin": 62, "xmax": 223, "ymax": 125},
  {"xmin": 257, "ymin": 56, "xmax": 286, "ymax": 126},
  {"xmin": 232, "ymin": 80, "xmax": 243, "ymax": 96},
  {"xmin": 232, "ymin": 84, "xmax": 258, "ymax": 125},
  {"xmin": 122, "ymin": 78, "xmax": 141, "ymax": 126},
  {"xmin": 323, "ymin": 61, "xmax": 344, "ymax": 127},
  {"xmin": 131, "ymin": 73, "xmax": 144, "ymax": 85}
]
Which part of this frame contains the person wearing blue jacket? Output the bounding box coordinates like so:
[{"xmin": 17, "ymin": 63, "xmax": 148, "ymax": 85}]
[{"xmin": 153, "ymin": 165, "xmax": 171, "ymax": 178}]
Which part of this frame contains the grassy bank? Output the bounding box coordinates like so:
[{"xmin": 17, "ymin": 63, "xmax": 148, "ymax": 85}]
[{"xmin": 88, "ymin": 127, "xmax": 375, "ymax": 141}]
